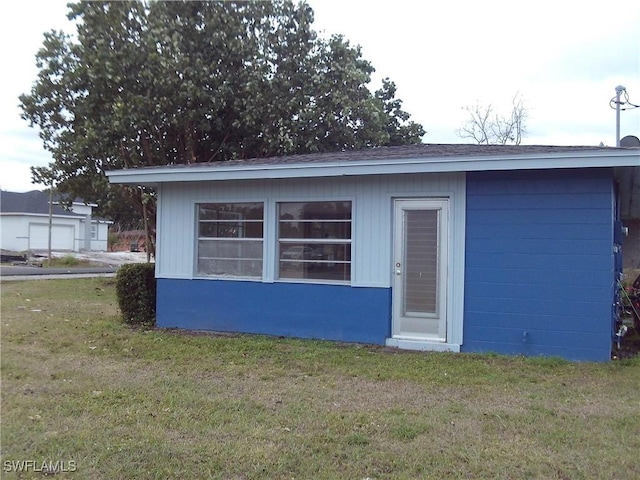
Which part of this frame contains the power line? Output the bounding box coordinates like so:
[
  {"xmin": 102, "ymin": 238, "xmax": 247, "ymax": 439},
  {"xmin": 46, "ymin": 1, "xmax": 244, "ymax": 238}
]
[{"xmin": 610, "ymin": 87, "xmax": 640, "ymax": 111}]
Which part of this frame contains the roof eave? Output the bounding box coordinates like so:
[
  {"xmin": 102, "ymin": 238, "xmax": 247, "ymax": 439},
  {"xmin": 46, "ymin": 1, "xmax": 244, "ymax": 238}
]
[
  {"xmin": 106, "ymin": 150, "xmax": 640, "ymax": 186},
  {"xmin": 0, "ymin": 212, "xmax": 85, "ymax": 219}
]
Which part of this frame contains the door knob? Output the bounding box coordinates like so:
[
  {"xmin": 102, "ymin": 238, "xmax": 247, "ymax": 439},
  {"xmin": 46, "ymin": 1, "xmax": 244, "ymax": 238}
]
[{"xmin": 395, "ymin": 269, "xmax": 401, "ymax": 275}]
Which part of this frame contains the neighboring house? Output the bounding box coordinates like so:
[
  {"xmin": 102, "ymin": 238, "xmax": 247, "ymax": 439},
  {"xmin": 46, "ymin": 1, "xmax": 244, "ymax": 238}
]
[
  {"xmin": 109, "ymin": 229, "xmax": 147, "ymax": 253},
  {"xmin": 0, "ymin": 190, "xmax": 111, "ymax": 252},
  {"xmin": 107, "ymin": 144, "xmax": 640, "ymax": 361}
]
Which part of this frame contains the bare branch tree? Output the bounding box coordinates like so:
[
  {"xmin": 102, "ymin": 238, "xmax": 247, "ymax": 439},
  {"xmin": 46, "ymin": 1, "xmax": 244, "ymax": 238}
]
[{"xmin": 456, "ymin": 93, "xmax": 528, "ymax": 145}]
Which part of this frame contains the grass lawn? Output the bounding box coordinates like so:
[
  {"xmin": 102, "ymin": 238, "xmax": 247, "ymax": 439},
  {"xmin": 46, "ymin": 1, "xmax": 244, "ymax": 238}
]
[{"xmin": 1, "ymin": 278, "xmax": 640, "ymax": 479}]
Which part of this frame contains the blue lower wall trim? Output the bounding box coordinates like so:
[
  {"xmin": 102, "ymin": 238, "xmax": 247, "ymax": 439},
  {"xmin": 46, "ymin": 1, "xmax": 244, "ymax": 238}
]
[
  {"xmin": 460, "ymin": 339, "xmax": 611, "ymax": 362},
  {"xmin": 460, "ymin": 323, "xmax": 612, "ymax": 361},
  {"xmin": 156, "ymin": 279, "xmax": 392, "ymax": 345}
]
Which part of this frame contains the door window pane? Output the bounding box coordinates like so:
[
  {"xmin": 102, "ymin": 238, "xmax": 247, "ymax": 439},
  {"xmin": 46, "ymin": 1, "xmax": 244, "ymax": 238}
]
[{"xmin": 404, "ymin": 209, "xmax": 439, "ymax": 315}]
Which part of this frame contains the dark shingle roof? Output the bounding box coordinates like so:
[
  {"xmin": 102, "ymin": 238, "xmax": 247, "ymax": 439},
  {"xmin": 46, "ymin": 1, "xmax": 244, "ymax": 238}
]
[
  {"xmin": 0, "ymin": 190, "xmax": 81, "ymax": 216},
  {"xmin": 162, "ymin": 143, "xmax": 632, "ymax": 170}
]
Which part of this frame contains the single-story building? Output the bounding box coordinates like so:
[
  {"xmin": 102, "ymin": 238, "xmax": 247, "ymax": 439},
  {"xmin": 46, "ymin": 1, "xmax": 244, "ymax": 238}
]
[
  {"xmin": 107, "ymin": 144, "xmax": 640, "ymax": 361},
  {"xmin": 0, "ymin": 190, "xmax": 111, "ymax": 252}
]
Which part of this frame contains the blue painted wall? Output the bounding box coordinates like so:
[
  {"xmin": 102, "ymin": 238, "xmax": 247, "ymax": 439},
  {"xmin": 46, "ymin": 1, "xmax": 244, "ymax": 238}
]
[
  {"xmin": 462, "ymin": 168, "xmax": 615, "ymax": 361},
  {"xmin": 157, "ymin": 279, "xmax": 391, "ymax": 345}
]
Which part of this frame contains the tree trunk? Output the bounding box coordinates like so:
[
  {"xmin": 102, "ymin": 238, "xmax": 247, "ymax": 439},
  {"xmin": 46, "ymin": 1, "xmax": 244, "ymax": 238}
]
[{"xmin": 142, "ymin": 195, "xmax": 151, "ymax": 263}]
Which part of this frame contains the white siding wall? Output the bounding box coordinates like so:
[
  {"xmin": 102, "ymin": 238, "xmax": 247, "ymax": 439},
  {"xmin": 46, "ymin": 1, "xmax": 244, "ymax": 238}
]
[
  {"xmin": 0, "ymin": 215, "xmax": 109, "ymax": 252},
  {"xmin": 88, "ymin": 223, "xmax": 110, "ymax": 251},
  {"xmin": 1, "ymin": 215, "xmax": 80, "ymax": 251},
  {"xmin": 70, "ymin": 203, "xmax": 93, "ymax": 215},
  {"xmin": 1, "ymin": 216, "xmax": 29, "ymax": 251},
  {"xmin": 156, "ymin": 172, "xmax": 465, "ymax": 290}
]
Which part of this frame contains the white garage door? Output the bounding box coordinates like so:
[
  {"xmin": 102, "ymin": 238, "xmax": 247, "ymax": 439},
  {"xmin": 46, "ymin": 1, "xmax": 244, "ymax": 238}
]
[{"xmin": 29, "ymin": 223, "xmax": 75, "ymax": 251}]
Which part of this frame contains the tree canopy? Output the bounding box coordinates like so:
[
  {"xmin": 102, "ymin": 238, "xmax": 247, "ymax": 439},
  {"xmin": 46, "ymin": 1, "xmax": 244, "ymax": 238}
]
[{"xmin": 20, "ymin": 0, "xmax": 425, "ymax": 251}]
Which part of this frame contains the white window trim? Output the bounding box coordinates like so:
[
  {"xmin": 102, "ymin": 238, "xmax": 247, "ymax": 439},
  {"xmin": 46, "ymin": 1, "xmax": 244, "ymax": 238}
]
[
  {"xmin": 191, "ymin": 197, "xmax": 356, "ymax": 286},
  {"xmin": 273, "ymin": 198, "xmax": 355, "ymax": 285},
  {"xmin": 194, "ymin": 201, "xmax": 266, "ymax": 281}
]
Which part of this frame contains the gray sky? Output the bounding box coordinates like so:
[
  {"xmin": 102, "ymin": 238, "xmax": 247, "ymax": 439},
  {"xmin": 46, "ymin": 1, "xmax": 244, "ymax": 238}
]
[{"xmin": 1, "ymin": 0, "xmax": 639, "ymax": 192}]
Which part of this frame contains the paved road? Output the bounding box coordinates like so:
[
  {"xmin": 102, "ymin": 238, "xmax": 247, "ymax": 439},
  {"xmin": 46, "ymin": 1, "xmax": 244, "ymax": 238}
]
[{"xmin": 0, "ymin": 265, "xmax": 118, "ymax": 281}]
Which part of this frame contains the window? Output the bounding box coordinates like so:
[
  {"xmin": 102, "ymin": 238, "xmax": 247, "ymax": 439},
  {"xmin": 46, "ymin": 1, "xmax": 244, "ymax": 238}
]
[
  {"xmin": 278, "ymin": 201, "xmax": 351, "ymax": 282},
  {"xmin": 197, "ymin": 203, "xmax": 264, "ymax": 278},
  {"xmin": 90, "ymin": 225, "xmax": 97, "ymax": 240}
]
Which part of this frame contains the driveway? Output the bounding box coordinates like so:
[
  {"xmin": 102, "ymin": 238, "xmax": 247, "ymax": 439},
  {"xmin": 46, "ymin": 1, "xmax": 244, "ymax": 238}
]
[{"xmin": 0, "ymin": 251, "xmax": 149, "ymax": 281}]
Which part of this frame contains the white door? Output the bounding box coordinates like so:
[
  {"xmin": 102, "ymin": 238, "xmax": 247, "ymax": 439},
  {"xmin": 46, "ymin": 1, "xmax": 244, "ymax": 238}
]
[
  {"xmin": 392, "ymin": 199, "xmax": 449, "ymax": 341},
  {"xmin": 29, "ymin": 223, "xmax": 75, "ymax": 250}
]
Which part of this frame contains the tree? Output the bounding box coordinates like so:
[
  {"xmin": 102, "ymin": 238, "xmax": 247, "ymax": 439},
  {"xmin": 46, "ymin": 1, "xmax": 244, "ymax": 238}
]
[
  {"xmin": 455, "ymin": 93, "xmax": 527, "ymax": 145},
  {"xmin": 19, "ymin": 0, "xmax": 425, "ymax": 256}
]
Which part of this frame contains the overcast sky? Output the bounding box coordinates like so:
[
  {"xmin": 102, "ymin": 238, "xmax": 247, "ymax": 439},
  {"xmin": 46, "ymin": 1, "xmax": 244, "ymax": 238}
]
[{"xmin": 1, "ymin": 0, "xmax": 639, "ymax": 192}]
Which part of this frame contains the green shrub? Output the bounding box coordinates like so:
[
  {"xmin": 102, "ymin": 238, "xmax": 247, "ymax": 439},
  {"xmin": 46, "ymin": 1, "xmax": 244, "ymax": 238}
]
[
  {"xmin": 57, "ymin": 254, "xmax": 80, "ymax": 266},
  {"xmin": 115, "ymin": 263, "xmax": 156, "ymax": 326},
  {"xmin": 107, "ymin": 232, "xmax": 119, "ymax": 250}
]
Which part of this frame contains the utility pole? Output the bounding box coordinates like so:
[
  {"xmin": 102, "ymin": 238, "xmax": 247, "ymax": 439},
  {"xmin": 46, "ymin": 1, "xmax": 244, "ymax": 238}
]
[
  {"xmin": 48, "ymin": 185, "xmax": 53, "ymax": 266},
  {"xmin": 615, "ymin": 85, "xmax": 625, "ymax": 147}
]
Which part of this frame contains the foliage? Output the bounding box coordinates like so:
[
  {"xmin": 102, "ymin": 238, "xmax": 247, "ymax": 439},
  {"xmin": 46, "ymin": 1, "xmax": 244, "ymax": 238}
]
[
  {"xmin": 49, "ymin": 254, "xmax": 80, "ymax": 267},
  {"xmin": 456, "ymin": 93, "xmax": 528, "ymax": 145},
  {"xmin": 19, "ymin": 1, "xmax": 426, "ymax": 256},
  {"xmin": 43, "ymin": 255, "xmax": 101, "ymax": 268},
  {"xmin": 107, "ymin": 231, "xmax": 119, "ymax": 250},
  {"xmin": 115, "ymin": 263, "xmax": 156, "ymax": 326},
  {"xmin": 2, "ymin": 278, "xmax": 640, "ymax": 479}
]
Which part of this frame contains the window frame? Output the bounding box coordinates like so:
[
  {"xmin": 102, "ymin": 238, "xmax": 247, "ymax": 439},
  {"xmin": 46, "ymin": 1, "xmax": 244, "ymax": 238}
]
[
  {"xmin": 192, "ymin": 198, "xmax": 354, "ymax": 285},
  {"xmin": 275, "ymin": 200, "xmax": 353, "ymax": 284},
  {"xmin": 195, "ymin": 201, "xmax": 265, "ymax": 280}
]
